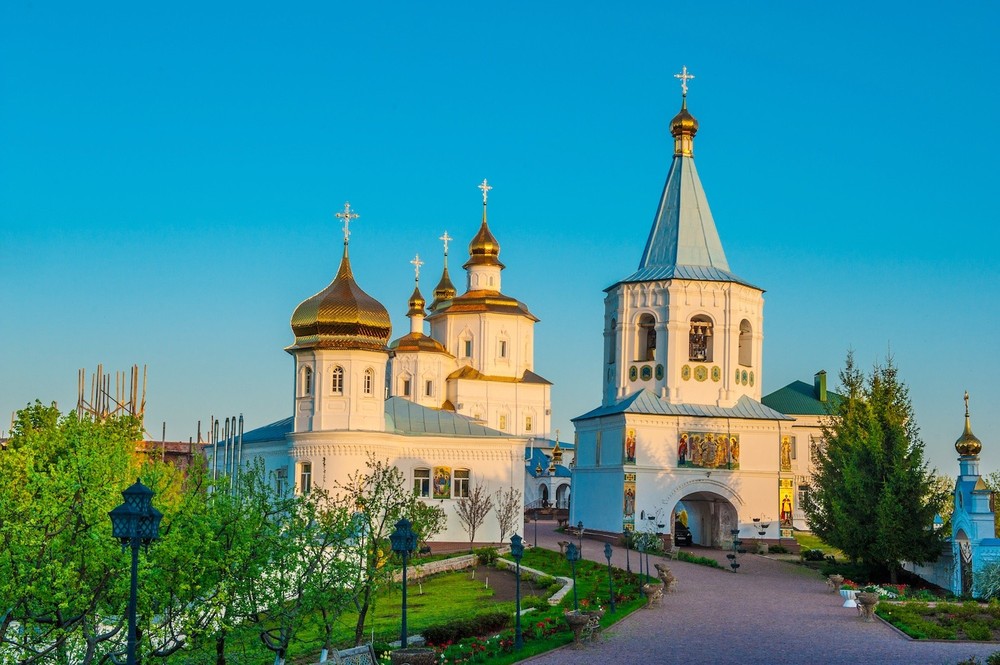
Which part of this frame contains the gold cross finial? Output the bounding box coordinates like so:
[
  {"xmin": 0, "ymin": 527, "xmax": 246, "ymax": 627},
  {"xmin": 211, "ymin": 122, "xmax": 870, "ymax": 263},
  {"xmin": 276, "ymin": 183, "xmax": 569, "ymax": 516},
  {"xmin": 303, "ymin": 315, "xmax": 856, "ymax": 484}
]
[
  {"xmin": 478, "ymin": 178, "xmax": 492, "ymax": 205},
  {"xmin": 410, "ymin": 253, "xmax": 424, "ymax": 281},
  {"xmin": 439, "ymin": 231, "xmax": 452, "ymax": 256},
  {"xmin": 335, "ymin": 201, "xmax": 359, "ymax": 244},
  {"xmin": 965, "ymin": 391, "xmax": 970, "ymax": 417},
  {"xmin": 674, "ymin": 66, "xmax": 695, "ymax": 97}
]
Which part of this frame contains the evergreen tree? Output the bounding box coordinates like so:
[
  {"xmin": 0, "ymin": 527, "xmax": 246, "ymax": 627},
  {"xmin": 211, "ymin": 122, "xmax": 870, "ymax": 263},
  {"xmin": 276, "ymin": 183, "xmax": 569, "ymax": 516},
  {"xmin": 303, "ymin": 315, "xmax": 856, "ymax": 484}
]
[{"xmin": 804, "ymin": 353, "xmax": 946, "ymax": 582}]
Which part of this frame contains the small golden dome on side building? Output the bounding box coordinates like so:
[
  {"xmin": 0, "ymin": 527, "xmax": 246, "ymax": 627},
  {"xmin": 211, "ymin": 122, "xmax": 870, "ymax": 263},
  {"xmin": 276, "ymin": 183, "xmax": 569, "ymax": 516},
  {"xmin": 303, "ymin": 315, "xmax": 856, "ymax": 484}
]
[{"xmin": 955, "ymin": 391, "xmax": 983, "ymax": 457}]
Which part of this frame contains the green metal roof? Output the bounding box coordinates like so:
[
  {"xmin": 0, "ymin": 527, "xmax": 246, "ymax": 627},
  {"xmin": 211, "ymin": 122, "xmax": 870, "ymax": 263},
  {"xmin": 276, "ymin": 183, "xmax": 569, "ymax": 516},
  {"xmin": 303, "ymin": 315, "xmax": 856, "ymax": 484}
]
[{"xmin": 761, "ymin": 380, "xmax": 842, "ymax": 416}]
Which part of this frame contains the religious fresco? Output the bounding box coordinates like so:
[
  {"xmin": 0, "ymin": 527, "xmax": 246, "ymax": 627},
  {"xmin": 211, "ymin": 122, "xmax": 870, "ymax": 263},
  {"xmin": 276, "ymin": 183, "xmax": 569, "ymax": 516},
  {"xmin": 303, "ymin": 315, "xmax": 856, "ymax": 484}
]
[
  {"xmin": 432, "ymin": 466, "xmax": 451, "ymax": 499},
  {"xmin": 780, "ymin": 435, "xmax": 795, "ymax": 472},
  {"xmin": 779, "ymin": 478, "xmax": 794, "ymax": 528},
  {"xmin": 677, "ymin": 431, "xmax": 740, "ymax": 470},
  {"xmin": 624, "ymin": 428, "xmax": 637, "ymax": 465},
  {"xmin": 623, "ymin": 472, "xmax": 636, "ymax": 531}
]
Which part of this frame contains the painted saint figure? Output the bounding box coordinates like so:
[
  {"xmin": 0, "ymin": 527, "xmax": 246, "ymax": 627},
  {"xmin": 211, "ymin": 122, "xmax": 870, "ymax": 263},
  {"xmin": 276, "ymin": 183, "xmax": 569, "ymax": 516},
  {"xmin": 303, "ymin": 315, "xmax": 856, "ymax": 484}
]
[
  {"xmin": 780, "ymin": 436, "xmax": 792, "ymax": 471},
  {"xmin": 624, "ymin": 487, "xmax": 636, "ymax": 516},
  {"xmin": 678, "ymin": 433, "xmax": 688, "ymax": 465},
  {"xmin": 625, "ymin": 428, "xmax": 637, "ymax": 463},
  {"xmin": 780, "ymin": 496, "xmax": 793, "ymax": 526}
]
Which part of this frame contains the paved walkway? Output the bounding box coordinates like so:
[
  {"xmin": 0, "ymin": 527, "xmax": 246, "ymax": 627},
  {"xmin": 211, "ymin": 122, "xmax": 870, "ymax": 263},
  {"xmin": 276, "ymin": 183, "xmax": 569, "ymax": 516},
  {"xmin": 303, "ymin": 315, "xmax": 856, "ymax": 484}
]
[{"xmin": 520, "ymin": 520, "xmax": 997, "ymax": 665}]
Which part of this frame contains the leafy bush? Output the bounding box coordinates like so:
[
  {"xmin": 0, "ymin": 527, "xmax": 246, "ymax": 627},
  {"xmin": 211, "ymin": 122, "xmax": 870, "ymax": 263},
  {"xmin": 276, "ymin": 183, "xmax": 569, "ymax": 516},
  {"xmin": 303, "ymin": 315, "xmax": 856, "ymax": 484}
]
[
  {"xmin": 802, "ymin": 548, "xmax": 825, "ymax": 561},
  {"xmin": 474, "ymin": 546, "xmax": 499, "ymax": 566},
  {"xmin": 976, "ymin": 561, "xmax": 1000, "ymax": 600},
  {"xmin": 422, "ymin": 611, "xmax": 511, "ymax": 646},
  {"xmin": 769, "ymin": 544, "xmax": 790, "ymax": 554},
  {"xmin": 676, "ymin": 551, "xmax": 722, "ymax": 569},
  {"xmin": 521, "ymin": 594, "xmax": 547, "ymax": 610}
]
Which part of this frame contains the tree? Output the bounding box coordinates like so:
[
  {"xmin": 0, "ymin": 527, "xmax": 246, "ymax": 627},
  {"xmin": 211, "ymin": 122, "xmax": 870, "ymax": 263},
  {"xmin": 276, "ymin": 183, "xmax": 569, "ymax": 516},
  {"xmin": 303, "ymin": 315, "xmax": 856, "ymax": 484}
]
[
  {"xmin": 408, "ymin": 500, "xmax": 447, "ymax": 551},
  {"xmin": 332, "ymin": 455, "xmax": 413, "ymax": 646},
  {"xmin": 493, "ymin": 487, "xmax": 523, "ymax": 543},
  {"xmin": 455, "ymin": 483, "xmax": 494, "ymax": 548},
  {"xmin": 804, "ymin": 353, "xmax": 946, "ymax": 583}
]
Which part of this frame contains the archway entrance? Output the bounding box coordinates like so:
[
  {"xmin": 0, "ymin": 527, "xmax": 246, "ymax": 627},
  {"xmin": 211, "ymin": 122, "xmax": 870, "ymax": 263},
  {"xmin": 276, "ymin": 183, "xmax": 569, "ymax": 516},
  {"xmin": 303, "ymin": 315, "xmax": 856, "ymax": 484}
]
[
  {"xmin": 956, "ymin": 529, "xmax": 973, "ymax": 596},
  {"xmin": 672, "ymin": 491, "xmax": 739, "ymax": 549},
  {"xmin": 539, "ymin": 484, "xmax": 550, "ymax": 508},
  {"xmin": 555, "ymin": 483, "xmax": 570, "ymax": 510}
]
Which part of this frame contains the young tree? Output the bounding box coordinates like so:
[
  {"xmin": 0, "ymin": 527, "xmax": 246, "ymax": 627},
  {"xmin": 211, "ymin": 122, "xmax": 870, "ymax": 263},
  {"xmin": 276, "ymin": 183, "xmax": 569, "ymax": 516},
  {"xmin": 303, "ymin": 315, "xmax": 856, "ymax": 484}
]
[
  {"xmin": 408, "ymin": 499, "xmax": 447, "ymax": 551},
  {"xmin": 455, "ymin": 483, "xmax": 494, "ymax": 548},
  {"xmin": 493, "ymin": 487, "xmax": 523, "ymax": 543},
  {"xmin": 804, "ymin": 353, "xmax": 946, "ymax": 582},
  {"xmin": 333, "ymin": 455, "xmax": 413, "ymax": 646}
]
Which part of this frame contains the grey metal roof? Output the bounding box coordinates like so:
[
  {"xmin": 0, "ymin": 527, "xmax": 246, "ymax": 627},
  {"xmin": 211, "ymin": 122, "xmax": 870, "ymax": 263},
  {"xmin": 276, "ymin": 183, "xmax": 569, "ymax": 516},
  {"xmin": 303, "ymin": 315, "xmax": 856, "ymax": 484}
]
[
  {"xmin": 572, "ymin": 389, "xmax": 794, "ymax": 422},
  {"xmin": 611, "ymin": 264, "xmax": 760, "ymax": 290},
  {"xmin": 384, "ymin": 397, "xmax": 509, "ymax": 437}
]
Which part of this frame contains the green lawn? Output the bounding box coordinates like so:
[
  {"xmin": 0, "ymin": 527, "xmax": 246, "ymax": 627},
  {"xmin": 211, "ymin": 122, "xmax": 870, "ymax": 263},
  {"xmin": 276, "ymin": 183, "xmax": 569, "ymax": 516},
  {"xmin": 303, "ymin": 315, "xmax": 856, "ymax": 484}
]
[{"xmin": 793, "ymin": 531, "xmax": 845, "ymax": 559}]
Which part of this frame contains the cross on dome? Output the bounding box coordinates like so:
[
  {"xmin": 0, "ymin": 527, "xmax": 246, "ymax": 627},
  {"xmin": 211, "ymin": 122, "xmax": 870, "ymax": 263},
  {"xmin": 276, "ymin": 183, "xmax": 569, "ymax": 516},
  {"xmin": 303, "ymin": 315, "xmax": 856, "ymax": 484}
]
[
  {"xmin": 439, "ymin": 231, "xmax": 452, "ymax": 256},
  {"xmin": 335, "ymin": 201, "xmax": 359, "ymax": 244},
  {"xmin": 674, "ymin": 66, "xmax": 695, "ymax": 97},
  {"xmin": 478, "ymin": 179, "xmax": 492, "ymax": 205},
  {"xmin": 410, "ymin": 254, "xmax": 424, "ymax": 281},
  {"xmin": 965, "ymin": 390, "xmax": 970, "ymax": 416}
]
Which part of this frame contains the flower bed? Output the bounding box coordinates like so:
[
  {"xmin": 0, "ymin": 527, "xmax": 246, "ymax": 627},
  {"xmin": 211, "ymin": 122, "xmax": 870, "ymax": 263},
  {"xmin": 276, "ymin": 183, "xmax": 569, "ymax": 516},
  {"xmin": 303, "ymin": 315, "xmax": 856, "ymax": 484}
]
[{"xmin": 877, "ymin": 601, "xmax": 1000, "ymax": 641}]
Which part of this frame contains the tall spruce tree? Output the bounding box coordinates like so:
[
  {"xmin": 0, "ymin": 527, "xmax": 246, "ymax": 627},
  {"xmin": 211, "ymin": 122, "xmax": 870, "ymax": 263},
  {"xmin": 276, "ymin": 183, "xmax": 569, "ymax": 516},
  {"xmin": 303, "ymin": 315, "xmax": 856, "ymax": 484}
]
[{"xmin": 805, "ymin": 353, "xmax": 946, "ymax": 582}]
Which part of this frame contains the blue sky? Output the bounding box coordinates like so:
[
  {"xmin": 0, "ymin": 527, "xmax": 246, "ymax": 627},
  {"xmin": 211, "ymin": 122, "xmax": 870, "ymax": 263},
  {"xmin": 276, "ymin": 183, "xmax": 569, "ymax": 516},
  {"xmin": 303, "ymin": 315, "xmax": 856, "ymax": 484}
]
[{"xmin": 2, "ymin": 1, "xmax": 997, "ymax": 476}]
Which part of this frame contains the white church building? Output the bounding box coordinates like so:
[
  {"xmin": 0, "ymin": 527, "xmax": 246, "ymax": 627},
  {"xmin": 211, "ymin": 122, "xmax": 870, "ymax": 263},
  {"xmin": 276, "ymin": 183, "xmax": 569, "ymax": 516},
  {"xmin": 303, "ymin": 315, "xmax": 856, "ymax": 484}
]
[
  {"xmin": 235, "ymin": 186, "xmax": 551, "ymax": 543},
  {"xmin": 570, "ymin": 79, "xmax": 799, "ymax": 547}
]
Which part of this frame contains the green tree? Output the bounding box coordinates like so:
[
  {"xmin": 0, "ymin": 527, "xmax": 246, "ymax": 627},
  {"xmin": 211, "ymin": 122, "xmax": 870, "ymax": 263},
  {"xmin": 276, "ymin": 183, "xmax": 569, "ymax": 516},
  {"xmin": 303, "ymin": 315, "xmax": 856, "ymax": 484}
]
[{"xmin": 804, "ymin": 354, "xmax": 946, "ymax": 583}]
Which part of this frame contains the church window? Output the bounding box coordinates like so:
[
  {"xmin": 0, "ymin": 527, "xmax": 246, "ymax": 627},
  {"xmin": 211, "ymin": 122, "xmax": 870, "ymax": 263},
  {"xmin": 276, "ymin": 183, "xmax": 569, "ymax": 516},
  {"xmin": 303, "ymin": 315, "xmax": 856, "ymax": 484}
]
[
  {"xmin": 738, "ymin": 319, "xmax": 753, "ymax": 367},
  {"xmin": 499, "ymin": 414, "xmax": 508, "ymax": 431},
  {"xmin": 809, "ymin": 436, "xmax": 825, "ymax": 463},
  {"xmin": 332, "ymin": 366, "xmax": 344, "ymax": 394},
  {"xmin": 299, "ymin": 462, "xmax": 312, "ymax": 494},
  {"xmin": 608, "ymin": 318, "xmax": 617, "ymax": 364},
  {"xmin": 454, "ymin": 469, "xmax": 470, "ymax": 498},
  {"xmin": 595, "ymin": 431, "xmax": 602, "ymax": 467},
  {"xmin": 688, "ymin": 317, "xmax": 714, "ymax": 362},
  {"xmin": 637, "ymin": 314, "xmax": 656, "ymax": 361},
  {"xmin": 499, "ymin": 339, "xmax": 508, "ymax": 358},
  {"xmin": 413, "ymin": 468, "xmax": 430, "ymax": 497},
  {"xmin": 301, "ymin": 367, "xmax": 313, "ymax": 396},
  {"xmin": 425, "ymin": 380, "xmax": 433, "ymax": 397},
  {"xmin": 798, "ymin": 484, "xmax": 808, "ymax": 509},
  {"xmin": 525, "ymin": 415, "xmax": 533, "ymax": 432},
  {"xmin": 402, "ymin": 378, "xmax": 411, "ymax": 397},
  {"xmin": 275, "ymin": 466, "xmax": 288, "ymax": 496},
  {"xmin": 463, "ymin": 338, "xmax": 473, "ymax": 358},
  {"xmin": 363, "ymin": 368, "xmax": 374, "ymax": 395}
]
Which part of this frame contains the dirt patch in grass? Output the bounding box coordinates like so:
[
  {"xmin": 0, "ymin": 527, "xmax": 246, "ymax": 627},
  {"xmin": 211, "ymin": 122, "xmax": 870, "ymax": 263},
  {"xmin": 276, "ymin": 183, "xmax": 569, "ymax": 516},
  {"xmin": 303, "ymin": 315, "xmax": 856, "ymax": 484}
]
[{"xmin": 472, "ymin": 566, "xmax": 551, "ymax": 603}]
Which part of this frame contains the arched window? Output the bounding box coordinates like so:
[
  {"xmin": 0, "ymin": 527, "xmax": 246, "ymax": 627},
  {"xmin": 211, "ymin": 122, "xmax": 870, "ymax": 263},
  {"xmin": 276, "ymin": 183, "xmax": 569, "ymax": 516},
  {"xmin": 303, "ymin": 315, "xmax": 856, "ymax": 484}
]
[
  {"xmin": 689, "ymin": 316, "xmax": 714, "ymax": 362},
  {"xmin": 638, "ymin": 314, "xmax": 656, "ymax": 361},
  {"xmin": 331, "ymin": 365, "xmax": 344, "ymax": 394},
  {"xmin": 608, "ymin": 318, "xmax": 617, "ymax": 364},
  {"xmin": 738, "ymin": 319, "xmax": 752, "ymax": 367},
  {"xmin": 301, "ymin": 366, "xmax": 313, "ymax": 396},
  {"xmin": 363, "ymin": 368, "xmax": 374, "ymax": 395}
]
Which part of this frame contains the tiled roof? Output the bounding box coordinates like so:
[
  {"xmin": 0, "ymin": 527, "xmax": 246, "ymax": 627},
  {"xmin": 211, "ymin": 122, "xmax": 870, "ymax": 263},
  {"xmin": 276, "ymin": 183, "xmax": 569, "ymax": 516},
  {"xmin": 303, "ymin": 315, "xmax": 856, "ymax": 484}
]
[
  {"xmin": 573, "ymin": 389, "xmax": 793, "ymax": 422},
  {"xmin": 761, "ymin": 381, "xmax": 842, "ymax": 416}
]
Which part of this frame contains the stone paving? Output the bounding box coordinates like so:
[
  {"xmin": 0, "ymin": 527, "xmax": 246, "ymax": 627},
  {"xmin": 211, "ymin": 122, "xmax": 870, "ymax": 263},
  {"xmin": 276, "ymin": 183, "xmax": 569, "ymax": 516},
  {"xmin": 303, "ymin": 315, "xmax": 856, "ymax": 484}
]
[{"xmin": 520, "ymin": 520, "xmax": 997, "ymax": 665}]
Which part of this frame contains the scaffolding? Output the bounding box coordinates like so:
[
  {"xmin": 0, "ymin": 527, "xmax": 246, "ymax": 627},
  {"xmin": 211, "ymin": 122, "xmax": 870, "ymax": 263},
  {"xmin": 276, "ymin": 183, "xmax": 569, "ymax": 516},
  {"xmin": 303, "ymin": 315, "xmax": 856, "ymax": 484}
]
[{"xmin": 76, "ymin": 364, "xmax": 147, "ymax": 421}]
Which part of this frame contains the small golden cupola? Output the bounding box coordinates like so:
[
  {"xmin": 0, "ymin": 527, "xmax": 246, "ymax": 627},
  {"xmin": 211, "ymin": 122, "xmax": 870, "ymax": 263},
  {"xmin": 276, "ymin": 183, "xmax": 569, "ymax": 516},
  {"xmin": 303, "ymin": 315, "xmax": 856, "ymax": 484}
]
[
  {"xmin": 288, "ymin": 202, "xmax": 392, "ymax": 352},
  {"xmin": 463, "ymin": 179, "xmax": 506, "ymax": 271},
  {"xmin": 955, "ymin": 391, "xmax": 983, "ymax": 457},
  {"xmin": 407, "ymin": 254, "xmax": 426, "ymax": 318},
  {"xmin": 430, "ymin": 231, "xmax": 458, "ymax": 311},
  {"xmin": 670, "ymin": 65, "xmax": 699, "ymax": 157}
]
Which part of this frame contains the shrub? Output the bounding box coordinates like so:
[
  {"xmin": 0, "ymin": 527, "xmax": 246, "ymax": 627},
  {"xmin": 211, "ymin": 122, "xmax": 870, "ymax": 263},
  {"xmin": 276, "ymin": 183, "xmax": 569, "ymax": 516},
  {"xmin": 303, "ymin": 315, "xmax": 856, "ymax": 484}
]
[
  {"xmin": 474, "ymin": 546, "xmax": 499, "ymax": 566},
  {"xmin": 677, "ymin": 551, "xmax": 722, "ymax": 569},
  {"xmin": 422, "ymin": 611, "xmax": 511, "ymax": 646},
  {"xmin": 769, "ymin": 544, "xmax": 790, "ymax": 554},
  {"xmin": 521, "ymin": 594, "xmax": 547, "ymax": 610},
  {"xmin": 802, "ymin": 548, "xmax": 825, "ymax": 561},
  {"xmin": 987, "ymin": 651, "xmax": 1000, "ymax": 665},
  {"xmin": 976, "ymin": 561, "xmax": 1000, "ymax": 600}
]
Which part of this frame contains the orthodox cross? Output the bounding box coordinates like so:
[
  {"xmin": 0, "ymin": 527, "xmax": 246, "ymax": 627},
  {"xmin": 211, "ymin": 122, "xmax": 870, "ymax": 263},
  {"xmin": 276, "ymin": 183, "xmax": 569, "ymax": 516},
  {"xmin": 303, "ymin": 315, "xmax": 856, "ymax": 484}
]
[
  {"xmin": 410, "ymin": 254, "xmax": 424, "ymax": 281},
  {"xmin": 478, "ymin": 178, "xmax": 492, "ymax": 205},
  {"xmin": 439, "ymin": 231, "xmax": 452, "ymax": 256},
  {"xmin": 335, "ymin": 201, "xmax": 359, "ymax": 243},
  {"xmin": 674, "ymin": 66, "xmax": 695, "ymax": 97},
  {"xmin": 965, "ymin": 390, "xmax": 970, "ymax": 416}
]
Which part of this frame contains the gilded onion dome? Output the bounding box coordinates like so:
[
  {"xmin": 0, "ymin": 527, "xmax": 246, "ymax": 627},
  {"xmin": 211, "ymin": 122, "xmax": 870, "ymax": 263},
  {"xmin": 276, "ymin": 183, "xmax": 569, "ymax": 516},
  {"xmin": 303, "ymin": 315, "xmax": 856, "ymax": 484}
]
[
  {"xmin": 430, "ymin": 266, "xmax": 457, "ymax": 310},
  {"xmin": 463, "ymin": 212, "xmax": 506, "ymax": 270},
  {"xmin": 670, "ymin": 97, "xmax": 699, "ymax": 157},
  {"xmin": 407, "ymin": 285, "xmax": 426, "ymax": 317},
  {"xmin": 955, "ymin": 391, "xmax": 983, "ymax": 457},
  {"xmin": 288, "ymin": 246, "xmax": 392, "ymax": 352}
]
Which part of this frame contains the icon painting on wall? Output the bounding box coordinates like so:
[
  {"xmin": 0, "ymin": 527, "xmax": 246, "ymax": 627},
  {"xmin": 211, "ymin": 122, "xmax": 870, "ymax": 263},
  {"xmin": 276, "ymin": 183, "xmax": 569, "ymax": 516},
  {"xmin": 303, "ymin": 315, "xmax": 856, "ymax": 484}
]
[
  {"xmin": 624, "ymin": 427, "xmax": 637, "ymax": 464},
  {"xmin": 678, "ymin": 431, "xmax": 740, "ymax": 470},
  {"xmin": 432, "ymin": 466, "xmax": 452, "ymax": 499}
]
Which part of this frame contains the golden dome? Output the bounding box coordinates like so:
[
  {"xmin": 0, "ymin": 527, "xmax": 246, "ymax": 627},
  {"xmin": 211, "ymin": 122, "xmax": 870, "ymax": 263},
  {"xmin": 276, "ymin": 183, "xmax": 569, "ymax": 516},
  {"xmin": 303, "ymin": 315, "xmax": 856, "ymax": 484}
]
[
  {"xmin": 407, "ymin": 285, "xmax": 425, "ymax": 318},
  {"xmin": 670, "ymin": 98, "xmax": 699, "ymax": 137},
  {"xmin": 955, "ymin": 392, "xmax": 983, "ymax": 457},
  {"xmin": 288, "ymin": 246, "xmax": 391, "ymax": 352},
  {"xmin": 430, "ymin": 266, "xmax": 457, "ymax": 311},
  {"xmin": 463, "ymin": 211, "xmax": 506, "ymax": 270}
]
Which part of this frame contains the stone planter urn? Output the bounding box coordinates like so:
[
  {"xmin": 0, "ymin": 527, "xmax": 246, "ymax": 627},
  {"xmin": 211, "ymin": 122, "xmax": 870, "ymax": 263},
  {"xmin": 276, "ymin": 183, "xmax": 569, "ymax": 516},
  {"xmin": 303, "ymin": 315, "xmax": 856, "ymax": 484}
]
[
  {"xmin": 856, "ymin": 592, "xmax": 880, "ymax": 622},
  {"xmin": 827, "ymin": 574, "xmax": 844, "ymax": 593},
  {"xmin": 654, "ymin": 563, "xmax": 677, "ymax": 593},
  {"xmin": 641, "ymin": 583, "xmax": 664, "ymax": 608},
  {"xmin": 564, "ymin": 610, "xmax": 591, "ymax": 643},
  {"xmin": 390, "ymin": 648, "xmax": 437, "ymax": 665},
  {"xmin": 839, "ymin": 589, "xmax": 858, "ymax": 608}
]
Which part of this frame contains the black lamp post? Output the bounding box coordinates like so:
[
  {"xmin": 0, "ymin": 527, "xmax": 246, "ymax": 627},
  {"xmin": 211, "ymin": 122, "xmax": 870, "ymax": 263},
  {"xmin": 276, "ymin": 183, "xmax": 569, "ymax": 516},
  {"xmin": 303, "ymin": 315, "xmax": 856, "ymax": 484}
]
[
  {"xmin": 565, "ymin": 542, "xmax": 580, "ymax": 611},
  {"xmin": 510, "ymin": 534, "xmax": 525, "ymax": 650},
  {"xmin": 576, "ymin": 520, "xmax": 584, "ymax": 557},
  {"xmin": 533, "ymin": 508, "xmax": 538, "ymax": 548},
  {"xmin": 603, "ymin": 542, "xmax": 616, "ymax": 612},
  {"xmin": 636, "ymin": 534, "xmax": 646, "ymax": 592},
  {"xmin": 108, "ymin": 479, "xmax": 163, "ymax": 665},
  {"xmin": 624, "ymin": 530, "xmax": 631, "ymax": 574},
  {"xmin": 727, "ymin": 528, "xmax": 742, "ymax": 573},
  {"xmin": 389, "ymin": 518, "xmax": 417, "ymax": 649}
]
